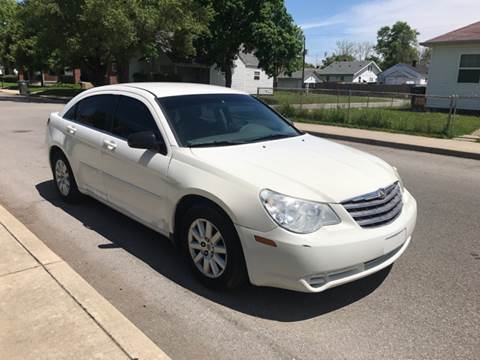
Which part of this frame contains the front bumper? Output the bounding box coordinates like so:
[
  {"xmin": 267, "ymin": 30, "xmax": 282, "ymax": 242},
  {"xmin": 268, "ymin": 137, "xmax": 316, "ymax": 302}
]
[{"xmin": 236, "ymin": 189, "xmax": 417, "ymax": 293}]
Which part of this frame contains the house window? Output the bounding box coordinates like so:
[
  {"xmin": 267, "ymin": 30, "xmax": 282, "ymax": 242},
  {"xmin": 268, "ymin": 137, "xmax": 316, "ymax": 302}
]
[
  {"xmin": 254, "ymin": 71, "xmax": 260, "ymax": 80},
  {"xmin": 458, "ymin": 54, "xmax": 480, "ymax": 83},
  {"xmin": 340, "ymin": 76, "xmax": 344, "ymax": 81}
]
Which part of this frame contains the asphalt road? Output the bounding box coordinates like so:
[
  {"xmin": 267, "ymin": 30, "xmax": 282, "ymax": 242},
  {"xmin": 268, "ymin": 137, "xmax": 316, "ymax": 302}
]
[{"xmin": 1, "ymin": 98, "xmax": 479, "ymax": 360}]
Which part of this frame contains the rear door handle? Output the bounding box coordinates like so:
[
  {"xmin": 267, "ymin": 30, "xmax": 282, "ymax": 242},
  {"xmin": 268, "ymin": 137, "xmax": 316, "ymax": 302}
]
[
  {"xmin": 66, "ymin": 125, "xmax": 77, "ymax": 134},
  {"xmin": 103, "ymin": 139, "xmax": 117, "ymax": 151}
]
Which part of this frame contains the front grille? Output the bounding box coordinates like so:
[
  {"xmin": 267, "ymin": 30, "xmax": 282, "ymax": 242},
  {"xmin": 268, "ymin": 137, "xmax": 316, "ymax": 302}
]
[{"xmin": 341, "ymin": 182, "xmax": 403, "ymax": 228}]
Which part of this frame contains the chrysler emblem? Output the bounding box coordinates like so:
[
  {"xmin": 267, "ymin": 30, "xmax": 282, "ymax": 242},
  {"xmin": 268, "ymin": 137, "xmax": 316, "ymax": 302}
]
[{"xmin": 378, "ymin": 189, "xmax": 386, "ymax": 199}]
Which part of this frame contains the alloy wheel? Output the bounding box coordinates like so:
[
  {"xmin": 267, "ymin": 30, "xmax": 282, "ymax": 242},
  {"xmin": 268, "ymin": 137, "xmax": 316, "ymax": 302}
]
[
  {"xmin": 188, "ymin": 218, "xmax": 228, "ymax": 278},
  {"xmin": 55, "ymin": 159, "xmax": 70, "ymax": 196}
]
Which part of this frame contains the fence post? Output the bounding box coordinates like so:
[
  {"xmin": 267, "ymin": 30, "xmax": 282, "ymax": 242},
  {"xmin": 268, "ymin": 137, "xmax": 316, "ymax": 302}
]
[
  {"xmin": 347, "ymin": 89, "xmax": 351, "ymax": 122},
  {"xmin": 300, "ymin": 88, "xmax": 303, "ymax": 110},
  {"xmin": 446, "ymin": 95, "xmax": 454, "ymax": 137},
  {"xmin": 450, "ymin": 95, "xmax": 458, "ymax": 137},
  {"xmin": 336, "ymin": 90, "xmax": 340, "ymax": 109},
  {"xmin": 366, "ymin": 93, "xmax": 370, "ymax": 109}
]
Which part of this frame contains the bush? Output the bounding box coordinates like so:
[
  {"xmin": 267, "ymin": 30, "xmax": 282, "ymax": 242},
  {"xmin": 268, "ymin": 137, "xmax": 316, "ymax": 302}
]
[
  {"xmin": 59, "ymin": 75, "xmax": 75, "ymax": 84},
  {"xmin": 132, "ymin": 72, "xmax": 148, "ymax": 82},
  {"xmin": 1, "ymin": 74, "xmax": 18, "ymax": 83},
  {"xmin": 152, "ymin": 72, "xmax": 181, "ymax": 82}
]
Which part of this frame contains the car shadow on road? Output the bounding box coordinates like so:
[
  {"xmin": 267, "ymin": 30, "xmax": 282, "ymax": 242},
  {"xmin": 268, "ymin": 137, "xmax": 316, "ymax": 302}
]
[{"xmin": 36, "ymin": 180, "xmax": 391, "ymax": 322}]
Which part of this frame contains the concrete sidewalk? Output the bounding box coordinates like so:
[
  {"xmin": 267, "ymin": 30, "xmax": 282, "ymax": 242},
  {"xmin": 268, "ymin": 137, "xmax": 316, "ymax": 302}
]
[
  {"xmin": 0, "ymin": 204, "xmax": 170, "ymax": 360},
  {"xmin": 296, "ymin": 122, "xmax": 480, "ymax": 160}
]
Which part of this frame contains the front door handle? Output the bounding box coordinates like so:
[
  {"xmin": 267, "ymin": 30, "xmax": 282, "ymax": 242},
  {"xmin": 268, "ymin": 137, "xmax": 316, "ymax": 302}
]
[
  {"xmin": 103, "ymin": 139, "xmax": 117, "ymax": 151},
  {"xmin": 66, "ymin": 125, "xmax": 77, "ymax": 134}
]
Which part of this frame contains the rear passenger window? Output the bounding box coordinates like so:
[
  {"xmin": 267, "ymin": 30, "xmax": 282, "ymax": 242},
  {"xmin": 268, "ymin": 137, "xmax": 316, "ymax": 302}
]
[
  {"xmin": 76, "ymin": 95, "xmax": 117, "ymax": 131},
  {"xmin": 112, "ymin": 96, "xmax": 161, "ymax": 138}
]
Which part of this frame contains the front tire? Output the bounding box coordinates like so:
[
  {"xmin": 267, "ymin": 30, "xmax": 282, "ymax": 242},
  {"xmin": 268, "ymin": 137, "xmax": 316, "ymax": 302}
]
[
  {"xmin": 181, "ymin": 204, "xmax": 247, "ymax": 290},
  {"xmin": 51, "ymin": 152, "xmax": 81, "ymax": 203}
]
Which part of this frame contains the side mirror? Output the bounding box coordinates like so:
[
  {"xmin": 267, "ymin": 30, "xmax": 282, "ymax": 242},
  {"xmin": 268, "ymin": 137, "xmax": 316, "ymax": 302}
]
[{"xmin": 127, "ymin": 131, "xmax": 167, "ymax": 154}]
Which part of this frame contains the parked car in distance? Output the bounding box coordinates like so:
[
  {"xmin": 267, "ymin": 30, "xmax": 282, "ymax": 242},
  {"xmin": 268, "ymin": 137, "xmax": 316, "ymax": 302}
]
[{"xmin": 46, "ymin": 83, "xmax": 417, "ymax": 293}]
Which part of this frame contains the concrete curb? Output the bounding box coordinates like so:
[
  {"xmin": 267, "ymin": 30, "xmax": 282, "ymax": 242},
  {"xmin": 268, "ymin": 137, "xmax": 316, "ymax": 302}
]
[
  {"xmin": 0, "ymin": 94, "xmax": 69, "ymax": 104},
  {"xmin": 0, "ymin": 204, "xmax": 170, "ymax": 360},
  {"xmin": 305, "ymin": 130, "xmax": 480, "ymax": 160},
  {"xmin": 295, "ymin": 124, "xmax": 480, "ymax": 160}
]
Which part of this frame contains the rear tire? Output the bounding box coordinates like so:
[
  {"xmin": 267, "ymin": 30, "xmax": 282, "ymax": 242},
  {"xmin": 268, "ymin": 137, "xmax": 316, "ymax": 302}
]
[
  {"xmin": 51, "ymin": 151, "xmax": 81, "ymax": 203},
  {"xmin": 180, "ymin": 204, "xmax": 248, "ymax": 290}
]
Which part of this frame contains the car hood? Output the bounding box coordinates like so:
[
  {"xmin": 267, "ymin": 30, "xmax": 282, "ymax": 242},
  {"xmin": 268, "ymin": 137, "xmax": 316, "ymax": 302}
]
[{"xmin": 188, "ymin": 134, "xmax": 398, "ymax": 203}]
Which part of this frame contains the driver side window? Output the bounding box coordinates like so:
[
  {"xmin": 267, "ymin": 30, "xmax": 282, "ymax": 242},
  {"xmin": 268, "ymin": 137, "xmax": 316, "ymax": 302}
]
[{"xmin": 112, "ymin": 96, "xmax": 162, "ymax": 139}]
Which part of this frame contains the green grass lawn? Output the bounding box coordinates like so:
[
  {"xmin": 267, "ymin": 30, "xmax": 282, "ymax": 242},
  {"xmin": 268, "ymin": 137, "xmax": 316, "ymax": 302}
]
[
  {"xmin": 279, "ymin": 106, "xmax": 480, "ymax": 138},
  {"xmin": 1, "ymin": 82, "xmax": 84, "ymax": 97},
  {"xmin": 259, "ymin": 90, "xmax": 387, "ymax": 105},
  {"xmin": 0, "ymin": 81, "xmax": 18, "ymax": 89}
]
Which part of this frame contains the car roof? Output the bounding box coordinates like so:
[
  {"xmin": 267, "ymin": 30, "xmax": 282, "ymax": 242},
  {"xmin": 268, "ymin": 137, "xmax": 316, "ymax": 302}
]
[{"xmin": 87, "ymin": 82, "xmax": 248, "ymax": 98}]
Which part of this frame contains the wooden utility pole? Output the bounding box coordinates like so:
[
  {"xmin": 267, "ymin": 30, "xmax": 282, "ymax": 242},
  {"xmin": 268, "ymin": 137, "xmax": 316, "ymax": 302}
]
[{"xmin": 301, "ymin": 35, "xmax": 306, "ymax": 89}]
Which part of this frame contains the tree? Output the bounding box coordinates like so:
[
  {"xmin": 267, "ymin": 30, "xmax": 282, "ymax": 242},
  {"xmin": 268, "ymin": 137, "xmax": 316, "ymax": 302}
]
[
  {"xmin": 13, "ymin": 0, "xmax": 210, "ymax": 85},
  {"xmin": 0, "ymin": 0, "xmax": 18, "ymax": 75},
  {"xmin": 250, "ymin": 0, "xmax": 303, "ymax": 88},
  {"xmin": 354, "ymin": 41, "xmax": 375, "ymax": 61},
  {"xmin": 197, "ymin": 0, "xmax": 256, "ymax": 88},
  {"xmin": 335, "ymin": 40, "xmax": 356, "ymax": 57},
  {"xmin": 419, "ymin": 46, "xmax": 432, "ymax": 65},
  {"xmin": 375, "ymin": 21, "xmax": 419, "ymax": 69},
  {"xmin": 321, "ymin": 53, "xmax": 355, "ymax": 68}
]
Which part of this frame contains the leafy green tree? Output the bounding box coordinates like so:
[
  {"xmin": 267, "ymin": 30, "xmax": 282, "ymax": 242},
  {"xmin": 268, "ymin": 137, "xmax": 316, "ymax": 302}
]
[
  {"xmin": 419, "ymin": 46, "xmax": 432, "ymax": 66},
  {"xmin": 321, "ymin": 53, "xmax": 355, "ymax": 68},
  {"xmin": 197, "ymin": 0, "xmax": 257, "ymax": 88},
  {"xmin": 250, "ymin": 0, "xmax": 303, "ymax": 88},
  {"xmin": 14, "ymin": 0, "xmax": 210, "ymax": 85},
  {"xmin": 198, "ymin": 0, "xmax": 303, "ymax": 88},
  {"xmin": 375, "ymin": 21, "xmax": 419, "ymax": 69},
  {"xmin": 0, "ymin": 0, "xmax": 18, "ymax": 75}
]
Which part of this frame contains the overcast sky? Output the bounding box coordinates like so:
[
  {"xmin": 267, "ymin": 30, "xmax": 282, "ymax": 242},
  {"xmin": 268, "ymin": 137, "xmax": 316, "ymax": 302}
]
[{"xmin": 285, "ymin": 0, "xmax": 480, "ymax": 64}]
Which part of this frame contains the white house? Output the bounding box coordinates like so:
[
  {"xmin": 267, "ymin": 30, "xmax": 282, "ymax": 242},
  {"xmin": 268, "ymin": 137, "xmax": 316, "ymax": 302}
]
[
  {"xmin": 377, "ymin": 62, "xmax": 428, "ymax": 85},
  {"xmin": 421, "ymin": 21, "xmax": 480, "ymax": 110},
  {"xmin": 316, "ymin": 60, "xmax": 381, "ymax": 83},
  {"xmin": 277, "ymin": 68, "xmax": 322, "ymax": 89},
  {"xmin": 209, "ymin": 51, "xmax": 273, "ymax": 94}
]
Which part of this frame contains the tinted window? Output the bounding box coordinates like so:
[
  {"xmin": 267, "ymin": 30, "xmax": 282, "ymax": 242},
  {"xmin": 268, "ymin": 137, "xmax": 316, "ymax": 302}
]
[
  {"xmin": 64, "ymin": 104, "xmax": 76, "ymax": 120},
  {"xmin": 76, "ymin": 95, "xmax": 116, "ymax": 131},
  {"xmin": 112, "ymin": 96, "xmax": 161, "ymax": 138},
  {"xmin": 158, "ymin": 94, "xmax": 300, "ymax": 147}
]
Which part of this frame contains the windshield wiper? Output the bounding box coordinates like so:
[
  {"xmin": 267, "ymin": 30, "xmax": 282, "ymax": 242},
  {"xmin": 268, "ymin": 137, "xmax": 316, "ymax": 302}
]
[
  {"xmin": 249, "ymin": 134, "xmax": 297, "ymax": 143},
  {"xmin": 189, "ymin": 140, "xmax": 245, "ymax": 148}
]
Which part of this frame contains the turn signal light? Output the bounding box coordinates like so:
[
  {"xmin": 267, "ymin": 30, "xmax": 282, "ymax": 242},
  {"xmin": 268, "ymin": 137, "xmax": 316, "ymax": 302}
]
[{"xmin": 254, "ymin": 235, "xmax": 277, "ymax": 247}]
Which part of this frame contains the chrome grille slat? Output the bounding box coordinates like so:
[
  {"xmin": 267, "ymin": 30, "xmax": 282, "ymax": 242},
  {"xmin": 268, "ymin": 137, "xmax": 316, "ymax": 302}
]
[
  {"xmin": 356, "ymin": 201, "xmax": 403, "ymax": 226},
  {"xmin": 341, "ymin": 182, "xmax": 403, "ymax": 228},
  {"xmin": 342, "ymin": 185, "xmax": 400, "ymax": 210},
  {"xmin": 348, "ymin": 193, "xmax": 402, "ymax": 218}
]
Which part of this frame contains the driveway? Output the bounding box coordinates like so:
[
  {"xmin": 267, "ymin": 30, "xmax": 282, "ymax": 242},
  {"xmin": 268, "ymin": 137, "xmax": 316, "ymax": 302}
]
[{"xmin": 0, "ymin": 99, "xmax": 479, "ymax": 359}]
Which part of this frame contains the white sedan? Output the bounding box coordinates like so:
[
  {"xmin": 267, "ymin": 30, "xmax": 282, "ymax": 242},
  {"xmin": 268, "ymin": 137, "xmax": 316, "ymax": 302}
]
[{"xmin": 46, "ymin": 83, "xmax": 417, "ymax": 293}]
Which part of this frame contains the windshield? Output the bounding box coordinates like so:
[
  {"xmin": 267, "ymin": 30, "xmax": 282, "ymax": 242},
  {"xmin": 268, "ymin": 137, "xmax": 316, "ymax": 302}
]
[{"xmin": 157, "ymin": 94, "xmax": 301, "ymax": 147}]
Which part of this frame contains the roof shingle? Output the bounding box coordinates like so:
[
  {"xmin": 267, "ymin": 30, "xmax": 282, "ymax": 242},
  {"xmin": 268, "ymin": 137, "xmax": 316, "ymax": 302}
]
[
  {"xmin": 421, "ymin": 21, "xmax": 480, "ymax": 45},
  {"xmin": 316, "ymin": 61, "xmax": 372, "ymax": 75}
]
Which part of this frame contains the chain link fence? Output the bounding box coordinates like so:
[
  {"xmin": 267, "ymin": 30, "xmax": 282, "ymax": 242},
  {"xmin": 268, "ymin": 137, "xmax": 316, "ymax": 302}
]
[{"xmin": 256, "ymin": 87, "xmax": 480, "ymax": 139}]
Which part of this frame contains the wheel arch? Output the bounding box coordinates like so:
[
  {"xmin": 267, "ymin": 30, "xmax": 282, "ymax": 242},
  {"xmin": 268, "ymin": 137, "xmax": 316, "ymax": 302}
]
[
  {"xmin": 172, "ymin": 193, "xmax": 238, "ymax": 246},
  {"xmin": 49, "ymin": 145, "xmax": 69, "ymax": 168}
]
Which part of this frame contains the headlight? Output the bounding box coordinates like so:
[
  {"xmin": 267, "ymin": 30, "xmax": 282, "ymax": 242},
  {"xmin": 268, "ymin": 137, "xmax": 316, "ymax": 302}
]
[
  {"xmin": 392, "ymin": 166, "xmax": 405, "ymax": 193},
  {"xmin": 260, "ymin": 189, "xmax": 341, "ymax": 233}
]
